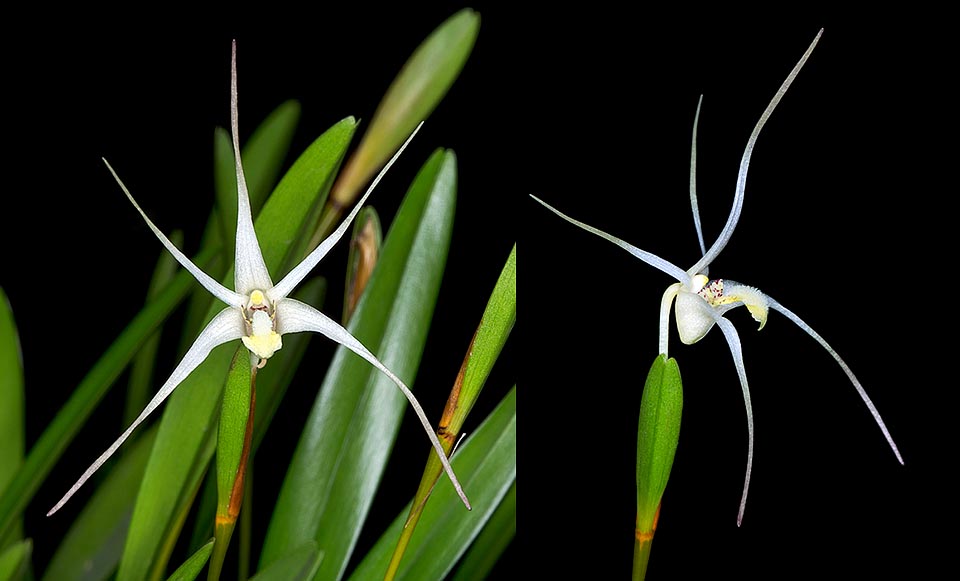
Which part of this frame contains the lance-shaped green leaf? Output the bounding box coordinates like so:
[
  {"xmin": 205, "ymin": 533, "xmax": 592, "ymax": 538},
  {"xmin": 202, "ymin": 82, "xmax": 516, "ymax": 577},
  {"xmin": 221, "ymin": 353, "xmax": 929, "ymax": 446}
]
[
  {"xmin": 208, "ymin": 348, "xmax": 255, "ymax": 581},
  {"xmin": 450, "ymin": 481, "xmax": 516, "ymax": 581},
  {"xmin": 0, "ymin": 288, "xmax": 24, "ymax": 550},
  {"xmin": 385, "ymin": 243, "xmax": 515, "ymax": 578},
  {"xmin": 117, "ymin": 118, "xmax": 356, "ymax": 581},
  {"xmin": 0, "ymin": 539, "xmax": 31, "ymax": 581},
  {"xmin": 125, "ymin": 231, "xmax": 185, "ymax": 426},
  {"xmin": 343, "ymin": 207, "xmax": 381, "ymax": 323},
  {"xmin": 0, "ymin": 245, "xmax": 217, "ymax": 542},
  {"xmin": 250, "ymin": 543, "xmax": 321, "ymax": 581},
  {"xmin": 260, "ymin": 149, "xmax": 457, "ymax": 579},
  {"xmin": 349, "ymin": 386, "xmax": 517, "ymax": 581},
  {"xmin": 634, "ymin": 355, "xmax": 683, "ymax": 581},
  {"xmin": 43, "ymin": 426, "xmax": 158, "ymax": 581},
  {"xmin": 188, "ymin": 278, "xmax": 326, "ymax": 553},
  {"xmin": 165, "ymin": 539, "xmax": 214, "ymax": 581},
  {"xmin": 314, "ymin": 8, "xmax": 478, "ymax": 241},
  {"xmin": 215, "ymin": 100, "xmax": 301, "ymax": 264}
]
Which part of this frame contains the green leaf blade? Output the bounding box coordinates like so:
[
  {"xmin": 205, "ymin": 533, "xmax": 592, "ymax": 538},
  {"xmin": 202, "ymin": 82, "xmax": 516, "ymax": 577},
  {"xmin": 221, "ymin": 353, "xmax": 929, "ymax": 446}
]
[
  {"xmin": 0, "ymin": 288, "xmax": 24, "ymax": 548},
  {"xmin": 350, "ymin": 386, "xmax": 517, "ymax": 581},
  {"xmin": 165, "ymin": 539, "xmax": 214, "ymax": 581},
  {"xmin": 330, "ymin": 9, "xmax": 479, "ymax": 209},
  {"xmin": 385, "ymin": 243, "xmax": 515, "ymax": 576},
  {"xmin": 260, "ymin": 149, "xmax": 457, "ymax": 580}
]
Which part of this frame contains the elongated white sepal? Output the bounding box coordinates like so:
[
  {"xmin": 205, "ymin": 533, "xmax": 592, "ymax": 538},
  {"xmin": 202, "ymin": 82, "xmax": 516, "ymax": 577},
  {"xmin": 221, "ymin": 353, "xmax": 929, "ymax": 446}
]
[
  {"xmin": 274, "ymin": 298, "xmax": 472, "ymax": 509},
  {"xmin": 713, "ymin": 316, "xmax": 754, "ymax": 527},
  {"xmin": 268, "ymin": 122, "xmax": 424, "ymax": 302},
  {"xmin": 689, "ymin": 29, "xmax": 823, "ymax": 276},
  {"xmin": 768, "ymin": 298, "xmax": 903, "ymax": 464},
  {"xmin": 48, "ymin": 307, "xmax": 245, "ymax": 516},
  {"xmin": 103, "ymin": 159, "xmax": 244, "ymax": 308},
  {"xmin": 230, "ymin": 41, "xmax": 274, "ymax": 296},
  {"xmin": 529, "ymin": 195, "xmax": 691, "ymax": 285},
  {"xmin": 689, "ymin": 95, "xmax": 708, "ymax": 261}
]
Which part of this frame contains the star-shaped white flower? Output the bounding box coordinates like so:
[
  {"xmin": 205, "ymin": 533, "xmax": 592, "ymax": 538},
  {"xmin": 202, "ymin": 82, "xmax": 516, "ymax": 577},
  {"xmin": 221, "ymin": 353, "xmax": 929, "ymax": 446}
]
[
  {"xmin": 48, "ymin": 44, "xmax": 469, "ymax": 516},
  {"xmin": 532, "ymin": 30, "xmax": 901, "ymax": 525}
]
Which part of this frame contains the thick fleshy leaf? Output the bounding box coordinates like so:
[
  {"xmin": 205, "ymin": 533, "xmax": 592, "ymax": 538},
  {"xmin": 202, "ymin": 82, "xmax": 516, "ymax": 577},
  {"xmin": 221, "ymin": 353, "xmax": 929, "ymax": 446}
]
[
  {"xmin": 165, "ymin": 539, "xmax": 214, "ymax": 581},
  {"xmin": 343, "ymin": 207, "xmax": 381, "ymax": 323},
  {"xmin": 0, "ymin": 288, "xmax": 24, "ymax": 548},
  {"xmin": 634, "ymin": 355, "xmax": 683, "ymax": 579},
  {"xmin": 349, "ymin": 386, "xmax": 517, "ymax": 581},
  {"xmin": 118, "ymin": 118, "xmax": 356, "ymax": 581},
  {"xmin": 125, "ymin": 231, "xmax": 184, "ymax": 426},
  {"xmin": 385, "ymin": 243, "xmax": 515, "ymax": 576},
  {"xmin": 450, "ymin": 482, "xmax": 516, "ymax": 581},
  {"xmin": 188, "ymin": 279, "xmax": 327, "ymax": 552},
  {"xmin": 260, "ymin": 149, "xmax": 457, "ymax": 579},
  {"xmin": 43, "ymin": 426, "xmax": 158, "ymax": 581},
  {"xmin": 321, "ymin": 8, "xmax": 478, "ymax": 234},
  {"xmin": 0, "ymin": 245, "xmax": 217, "ymax": 541},
  {"xmin": 250, "ymin": 543, "xmax": 321, "ymax": 581},
  {"xmin": 209, "ymin": 348, "xmax": 255, "ymax": 581},
  {"xmin": 0, "ymin": 539, "xmax": 31, "ymax": 581}
]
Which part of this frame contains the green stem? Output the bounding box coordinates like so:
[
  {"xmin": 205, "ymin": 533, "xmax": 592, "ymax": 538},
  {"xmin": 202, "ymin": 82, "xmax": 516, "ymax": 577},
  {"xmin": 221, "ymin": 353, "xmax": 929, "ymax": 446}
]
[
  {"xmin": 239, "ymin": 460, "xmax": 253, "ymax": 580},
  {"xmin": 632, "ymin": 504, "xmax": 659, "ymax": 581}
]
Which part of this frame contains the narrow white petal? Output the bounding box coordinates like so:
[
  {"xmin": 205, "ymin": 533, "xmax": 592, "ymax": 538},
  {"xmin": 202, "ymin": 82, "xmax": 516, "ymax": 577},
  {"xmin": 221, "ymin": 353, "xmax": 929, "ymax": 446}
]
[
  {"xmin": 229, "ymin": 42, "xmax": 274, "ymax": 296},
  {"xmin": 529, "ymin": 195, "xmax": 690, "ymax": 285},
  {"xmin": 268, "ymin": 123, "xmax": 423, "ymax": 302},
  {"xmin": 768, "ymin": 298, "xmax": 903, "ymax": 464},
  {"xmin": 48, "ymin": 307, "xmax": 245, "ymax": 516},
  {"xmin": 274, "ymin": 298, "xmax": 471, "ymax": 509},
  {"xmin": 713, "ymin": 315, "xmax": 755, "ymax": 527},
  {"xmin": 689, "ymin": 29, "xmax": 823, "ymax": 276},
  {"xmin": 103, "ymin": 159, "xmax": 244, "ymax": 308},
  {"xmin": 659, "ymin": 283, "xmax": 682, "ymax": 356},
  {"xmin": 689, "ymin": 95, "xmax": 708, "ymax": 261}
]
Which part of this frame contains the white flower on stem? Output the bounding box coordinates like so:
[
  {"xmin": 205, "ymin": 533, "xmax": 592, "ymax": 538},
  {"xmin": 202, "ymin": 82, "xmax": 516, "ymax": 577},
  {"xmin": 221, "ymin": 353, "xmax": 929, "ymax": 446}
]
[
  {"xmin": 532, "ymin": 30, "xmax": 901, "ymax": 526},
  {"xmin": 48, "ymin": 43, "xmax": 469, "ymax": 516}
]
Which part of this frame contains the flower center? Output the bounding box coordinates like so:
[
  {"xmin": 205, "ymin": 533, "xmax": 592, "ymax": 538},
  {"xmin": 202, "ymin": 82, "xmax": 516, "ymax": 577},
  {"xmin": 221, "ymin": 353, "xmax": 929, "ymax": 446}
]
[{"xmin": 241, "ymin": 290, "xmax": 283, "ymax": 362}]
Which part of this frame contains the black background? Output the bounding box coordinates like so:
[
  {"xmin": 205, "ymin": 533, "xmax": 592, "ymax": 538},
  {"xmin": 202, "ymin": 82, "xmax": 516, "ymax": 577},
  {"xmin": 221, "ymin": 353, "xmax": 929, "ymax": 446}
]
[{"xmin": 3, "ymin": 6, "xmax": 952, "ymax": 580}]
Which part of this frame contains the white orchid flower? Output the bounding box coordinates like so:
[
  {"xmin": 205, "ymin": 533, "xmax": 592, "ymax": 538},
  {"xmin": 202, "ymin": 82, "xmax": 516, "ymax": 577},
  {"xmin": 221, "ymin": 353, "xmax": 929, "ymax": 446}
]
[
  {"xmin": 48, "ymin": 43, "xmax": 469, "ymax": 517},
  {"xmin": 532, "ymin": 30, "xmax": 901, "ymax": 526}
]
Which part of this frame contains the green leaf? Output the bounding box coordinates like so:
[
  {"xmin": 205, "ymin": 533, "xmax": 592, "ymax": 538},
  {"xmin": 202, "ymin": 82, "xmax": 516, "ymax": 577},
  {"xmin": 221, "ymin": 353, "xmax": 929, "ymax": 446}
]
[
  {"xmin": 634, "ymin": 355, "xmax": 683, "ymax": 580},
  {"xmin": 118, "ymin": 118, "xmax": 356, "ymax": 581},
  {"xmin": 343, "ymin": 207, "xmax": 382, "ymax": 323},
  {"xmin": 43, "ymin": 426, "xmax": 158, "ymax": 581},
  {"xmin": 249, "ymin": 542, "xmax": 321, "ymax": 581},
  {"xmin": 319, "ymin": 8, "xmax": 478, "ymax": 238},
  {"xmin": 0, "ymin": 539, "xmax": 31, "ymax": 581},
  {"xmin": 215, "ymin": 100, "xmax": 302, "ymax": 264},
  {"xmin": 0, "ymin": 246, "xmax": 217, "ymax": 542},
  {"xmin": 187, "ymin": 279, "xmax": 327, "ymax": 553},
  {"xmin": 349, "ymin": 386, "xmax": 517, "ymax": 581},
  {"xmin": 385, "ymin": 243, "xmax": 515, "ymax": 577},
  {"xmin": 165, "ymin": 539, "xmax": 214, "ymax": 581},
  {"xmin": 215, "ymin": 349, "xmax": 253, "ymax": 520},
  {"xmin": 0, "ymin": 288, "xmax": 24, "ymax": 549},
  {"xmin": 259, "ymin": 149, "xmax": 457, "ymax": 579},
  {"xmin": 125, "ymin": 231, "xmax": 185, "ymax": 426},
  {"xmin": 450, "ymin": 481, "xmax": 515, "ymax": 581},
  {"xmin": 209, "ymin": 348, "xmax": 254, "ymax": 581}
]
